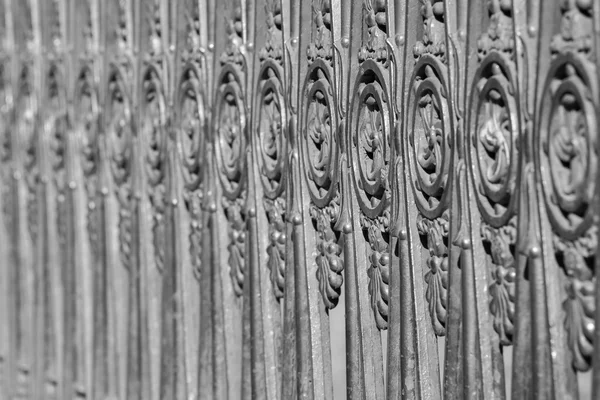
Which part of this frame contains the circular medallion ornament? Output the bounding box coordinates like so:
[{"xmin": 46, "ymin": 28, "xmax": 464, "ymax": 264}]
[
  {"xmin": 255, "ymin": 64, "xmax": 286, "ymax": 199},
  {"xmin": 407, "ymin": 57, "xmax": 452, "ymax": 219},
  {"xmin": 301, "ymin": 63, "xmax": 339, "ymax": 208},
  {"xmin": 468, "ymin": 54, "xmax": 520, "ymax": 227},
  {"xmin": 177, "ymin": 65, "xmax": 206, "ymax": 191},
  {"xmin": 214, "ymin": 68, "xmax": 246, "ymax": 200},
  {"xmin": 537, "ymin": 55, "xmax": 597, "ymax": 239},
  {"xmin": 107, "ymin": 66, "xmax": 133, "ymax": 185},
  {"xmin": 349, "ymin": 63, "xmax": 391, "ymax": 219}
]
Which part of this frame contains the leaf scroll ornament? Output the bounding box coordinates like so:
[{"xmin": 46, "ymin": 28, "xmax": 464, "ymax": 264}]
[
  {"xmin": 307, "ymin": 0, "xmax": 333, "ymax": 63},
  {"xmin": 184, "ymin": 189, "xmax": 203, "ymax": 280},
  {"xmin": 264, "ymin": 197, "xmax": 286, "ymax": 299},
  {"xmin": 481, "ymin": 220, "xmax": 516, "ymax": 345},
  {"xmin": 359, "ymin": 0, "xmax": 388, "ymax": 63},
  {"xmin": 416, "ymin": 211, "xmax": 449, "ymax": 336},
  {"xmin": 224, "ymin": 196, "xmax": 246, "ymax": 297},
  {"xmin": 554, "ymin": 228, "xmax": 596, "ymax": 371},
  {"xmin": 361, "ymin": 210, "xmax": 390, "ymax": 330},
  {"xmin": 310, "ymin": 194, "xmax": 343, "ymax": 310}
]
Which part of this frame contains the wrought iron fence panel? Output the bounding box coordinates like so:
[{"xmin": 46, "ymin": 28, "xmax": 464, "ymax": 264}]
[{"xmin": 0, "ymin": 0, "xmax": 599, "ymax": 399}]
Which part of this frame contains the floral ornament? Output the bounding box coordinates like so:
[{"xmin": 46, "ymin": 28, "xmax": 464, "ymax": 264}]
[
  {"xmin": 359, "ymin": 0, "xmax": 387, "ymax": 62},
  {"xmin": 478, "ymin": 91, "xmax": 511, "ymax": 189},
  {"xmin": 307, "ymin": 0, "xmax": 333, "ymax": 62},
  {"xmin": 550, "ymin": 0, "xmax": 593, "ymax": 57},
  {"xmin": 413, "ymin": 0, "xmax": 445, "ymax": 60},
  {"xmin": 554, "ymin": 226, "xmax": 596, "ymax": 371},
  {"xmin": 477, "ymin": 0, "xmax": 514, "ymax": 59},
  {"xmin": 361, "ymin": 209, "xmax": 390, "ymax": 330},
  {"xmin": 416, "ymin": 211, "xmax": 449, "ymax": 336},
  {"xmin": 259, "ymin": 0, "xmax": 283, "ymax": 61},
  {"xmin": 220, "ymin": 7, "xmax": 244, "ymax": 65},
  {"xmin": 481, "ymin": 220, "xmax": 516, "ymax": 345},
  {"xmin": 311, "ymin": 194, "xmax": 343, "ymax": 309}
]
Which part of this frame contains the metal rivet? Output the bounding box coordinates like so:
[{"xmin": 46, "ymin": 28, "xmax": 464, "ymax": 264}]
[
  {"xmin": 395, "ymin": 35, "xmax": 404, "ymax": 47},
  {"xmin": 529, "ymin": 246, "xmax": 541, "ymax": 258},
  {"xmin": 343, "ymin": 223, "xmax": 352, "ymax": 234},
  {"xmin": 292, "ymin": 214, "xmax": 302, "ymax": 225}
]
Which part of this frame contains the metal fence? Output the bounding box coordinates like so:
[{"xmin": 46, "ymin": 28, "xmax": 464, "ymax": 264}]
[{"xmin": 0, "ymin": 0, "xmax": 598, "ymax": 399}]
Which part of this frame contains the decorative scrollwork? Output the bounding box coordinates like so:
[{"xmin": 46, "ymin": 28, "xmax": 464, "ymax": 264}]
[
  {"xmin": 416, "ymin": 211, "xmax": 449, "ymax": 336},
  {"xmin": 481, "ymin": 220, "xmax": 516, "ymax": 345},
  {"xmin": 409, "ymin": 21, "xmax": 451, "ymax": 336},
  {"xmin": 350, "ymin": 67, "xmax": 391, "ymax": 328},
  {"xmin": 468, "ymin": 2, "xmax": 520, "ymax": 346},
  {"xmin": 216, "ymin": 69, "xmax": 247, "ymax": 295},
  {"xmin": 538, "ymin": 2, "xmax": 597, "ymax": 370},
  {"xmin": 256, "ymin": 64, "xmax": 287, "ymax": 299},
  {"xmin": 359, "ymin": 0, "xmax": 387, "ymax": 63},
  {"xmin": 142, "ymin": 67, "xmax": 167, "ymax": 273},
  {"xmin": 107, "ymin": 68, "xmax": 133, "ymax": 271},
  {"xmin": 17, "ymin": 69, "xmax": 38, "ymax": 244},
  {"xmin": 302, "ymin": 65, "xmax": 344, "ymax": 308},
  {"xmin": 178, "ymin": 66, "xmax": 206, "ymax": 279}
]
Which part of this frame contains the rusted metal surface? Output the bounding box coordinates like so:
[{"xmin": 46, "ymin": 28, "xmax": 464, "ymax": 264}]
[{"xmin": 0, "ymin": 0, "xmax": 599, "ymax": 399}]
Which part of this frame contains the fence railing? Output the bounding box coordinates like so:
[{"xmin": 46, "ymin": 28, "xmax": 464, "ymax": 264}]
[{"xmin": 0, "ymin": 0, "xmax": 599, "ymax": 399}]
